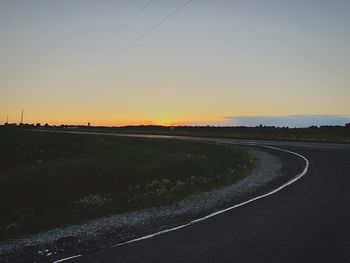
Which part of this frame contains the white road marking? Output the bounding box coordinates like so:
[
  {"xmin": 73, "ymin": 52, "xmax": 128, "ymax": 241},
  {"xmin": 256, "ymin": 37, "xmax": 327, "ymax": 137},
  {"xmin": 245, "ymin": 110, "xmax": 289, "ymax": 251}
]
[
  {"xmin": 52, "ymin": 255, "xmax": 82, "ymax": 263},
  {"xmin": 111, "ymin": 145, "xmax": 310, "ymax": 247}
]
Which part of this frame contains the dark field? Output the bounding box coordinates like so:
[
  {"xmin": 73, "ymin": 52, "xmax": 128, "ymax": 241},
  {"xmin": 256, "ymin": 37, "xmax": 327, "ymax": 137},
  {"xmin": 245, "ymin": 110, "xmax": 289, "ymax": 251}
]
[
  {"xmin": 0, "ymin": 128, "xmax": 255, "ymax": 239},
  {"xmin": 52, "ymin": 124, "xmax": 350, "ymax": 144}
]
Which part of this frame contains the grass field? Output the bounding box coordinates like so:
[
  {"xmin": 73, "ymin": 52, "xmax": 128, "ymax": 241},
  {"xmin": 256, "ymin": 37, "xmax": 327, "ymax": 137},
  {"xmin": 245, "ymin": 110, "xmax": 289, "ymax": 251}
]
[
  {"xmin": 0, "ymin": 128, "xmax": 256, "ymax": 239},
  {"xmin": 51, "ymin": 124, "xmax": 350, "ymax": 144}
]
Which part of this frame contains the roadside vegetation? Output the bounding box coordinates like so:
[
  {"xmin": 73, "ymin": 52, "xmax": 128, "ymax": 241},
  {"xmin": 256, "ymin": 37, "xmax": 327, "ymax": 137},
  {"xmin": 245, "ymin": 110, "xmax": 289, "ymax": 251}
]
[
  {"xmin": 0, "ymin": 128, "xmax": 256, "ymax": 239},
  {"xmin": 36, "ymin": 124, "xmax": 349, "ymax": 144}
]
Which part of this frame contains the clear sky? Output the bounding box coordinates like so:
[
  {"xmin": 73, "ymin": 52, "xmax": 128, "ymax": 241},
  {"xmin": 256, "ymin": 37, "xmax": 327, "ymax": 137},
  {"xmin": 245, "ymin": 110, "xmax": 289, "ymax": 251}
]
[{"xmin": 1, "ymin": 0, "xmax": 350, "ymax": 127}]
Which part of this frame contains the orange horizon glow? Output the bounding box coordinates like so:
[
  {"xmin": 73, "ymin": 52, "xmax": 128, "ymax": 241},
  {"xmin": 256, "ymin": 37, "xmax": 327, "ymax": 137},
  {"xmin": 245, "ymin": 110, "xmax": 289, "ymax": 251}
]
[
  {"xmin": 1, "ymin": 114, "xmax": 226, "ymax": 127},
  {"xmin": 2, "ymin": 112, "xmax": 350, "ymax": 128}
]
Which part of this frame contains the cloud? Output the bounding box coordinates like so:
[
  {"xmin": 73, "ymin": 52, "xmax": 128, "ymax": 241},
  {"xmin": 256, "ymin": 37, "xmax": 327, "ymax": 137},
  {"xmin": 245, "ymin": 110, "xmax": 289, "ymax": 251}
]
[{"xmin": 222, "ymin": 115, "xmax": 350, "ymax": 128}]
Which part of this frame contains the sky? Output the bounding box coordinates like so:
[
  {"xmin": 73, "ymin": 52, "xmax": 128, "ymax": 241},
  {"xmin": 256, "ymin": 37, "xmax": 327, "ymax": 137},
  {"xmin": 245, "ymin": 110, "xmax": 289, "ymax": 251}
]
[{"xmin": 1, "ymin": 0, "xmax": 350, "ymax": 127}]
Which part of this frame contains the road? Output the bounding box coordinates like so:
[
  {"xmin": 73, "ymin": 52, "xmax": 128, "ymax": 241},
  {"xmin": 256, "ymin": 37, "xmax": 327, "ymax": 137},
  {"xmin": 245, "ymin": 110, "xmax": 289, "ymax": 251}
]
[{"xmin": 50, "ymin": 133, "xmax": 350, "ymax": 263}]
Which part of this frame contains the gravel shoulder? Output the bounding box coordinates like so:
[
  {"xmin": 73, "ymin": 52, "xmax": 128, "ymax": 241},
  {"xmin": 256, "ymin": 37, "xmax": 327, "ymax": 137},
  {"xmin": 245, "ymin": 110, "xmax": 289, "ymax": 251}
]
[{"xmin": 0, "ymin": 145, "xmax": 301, "ymax": 263}]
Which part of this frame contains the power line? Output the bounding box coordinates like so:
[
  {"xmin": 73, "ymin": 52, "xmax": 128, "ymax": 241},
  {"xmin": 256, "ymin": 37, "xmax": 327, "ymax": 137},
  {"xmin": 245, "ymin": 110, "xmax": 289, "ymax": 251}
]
[
  {"xmin": 121, "ymin": 0, "xmax": 194, "ymax": 51},
  {"xmin": 68, "ymin": 0, "xmax": 193, "ymax": 89},
  {"xmin": 106, "ymin": 0, "xmax": 154, "ymax": 46},
  {"xmin": 68, "ymin": 0, "xmax": 153, "ymax": 83},
  {"xmin": 88, "ymin": 0, "xmax": 154, "ymax": 57}
]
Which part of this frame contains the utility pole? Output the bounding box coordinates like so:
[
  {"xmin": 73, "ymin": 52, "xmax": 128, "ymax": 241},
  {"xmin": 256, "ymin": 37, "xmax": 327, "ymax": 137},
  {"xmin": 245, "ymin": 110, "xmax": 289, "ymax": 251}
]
[
  {"xmin": 20, "ymin": 109, "xmax": 23, "ymax": 124},
  {"xmin": 6, "ymin": 113, "xmax": 8, "ymax": 124}
]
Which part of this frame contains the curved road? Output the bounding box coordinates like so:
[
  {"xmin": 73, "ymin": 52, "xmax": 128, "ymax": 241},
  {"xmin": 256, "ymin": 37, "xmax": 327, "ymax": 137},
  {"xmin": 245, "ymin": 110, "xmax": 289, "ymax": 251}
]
[{"xmin": 50, "ymin": 133, "xmax": 350, "ymax": 263}]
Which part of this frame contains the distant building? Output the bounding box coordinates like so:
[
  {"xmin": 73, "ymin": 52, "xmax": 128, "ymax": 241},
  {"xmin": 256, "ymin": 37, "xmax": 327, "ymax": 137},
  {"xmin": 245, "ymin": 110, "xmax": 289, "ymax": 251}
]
[{"xmin": 88, "ymin": 122, "xmax": 90, "ymax": 127}]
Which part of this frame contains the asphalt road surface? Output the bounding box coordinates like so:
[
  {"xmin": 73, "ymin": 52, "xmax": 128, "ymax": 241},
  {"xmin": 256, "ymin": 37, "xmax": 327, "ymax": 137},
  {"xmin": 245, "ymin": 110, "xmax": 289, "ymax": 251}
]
[{"xmin": 52, "ymin": 133, "xmax": 350, "ymax": 263}]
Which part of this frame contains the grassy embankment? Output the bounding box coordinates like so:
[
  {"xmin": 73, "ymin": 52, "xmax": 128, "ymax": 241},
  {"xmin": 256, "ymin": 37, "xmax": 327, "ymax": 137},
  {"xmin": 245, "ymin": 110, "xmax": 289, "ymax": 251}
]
[{"xmin": 0, "ymin": 128, "xmax": 256, "ymax": 239}]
